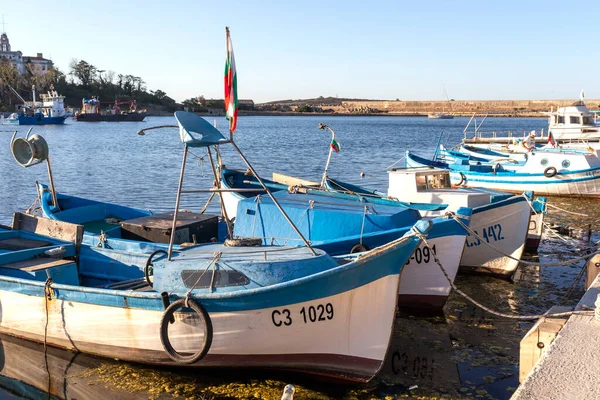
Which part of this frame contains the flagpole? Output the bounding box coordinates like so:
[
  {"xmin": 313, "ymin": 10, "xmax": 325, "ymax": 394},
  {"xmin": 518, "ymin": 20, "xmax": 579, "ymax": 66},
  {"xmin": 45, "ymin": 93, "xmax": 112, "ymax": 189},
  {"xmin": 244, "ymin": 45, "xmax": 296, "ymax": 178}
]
[
  {"xmin": 224, "ymin": 27, "xmax": 316, "ymax": 255},
  {"xmin": 318, "ymin": 123, "xmax": 336, "ymax": 189}
]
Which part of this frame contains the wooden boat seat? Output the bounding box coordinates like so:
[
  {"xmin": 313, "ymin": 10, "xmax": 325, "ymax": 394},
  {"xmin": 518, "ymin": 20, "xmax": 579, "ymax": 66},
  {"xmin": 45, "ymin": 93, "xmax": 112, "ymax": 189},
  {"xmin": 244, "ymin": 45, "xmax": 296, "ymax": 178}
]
[
  {"xmin": 1, "ymin": 258, "xmax": 73, "ymax": 272},
  {"xmin": 0, "ymin": 238, "xmax": 52, "ymax": 251}
]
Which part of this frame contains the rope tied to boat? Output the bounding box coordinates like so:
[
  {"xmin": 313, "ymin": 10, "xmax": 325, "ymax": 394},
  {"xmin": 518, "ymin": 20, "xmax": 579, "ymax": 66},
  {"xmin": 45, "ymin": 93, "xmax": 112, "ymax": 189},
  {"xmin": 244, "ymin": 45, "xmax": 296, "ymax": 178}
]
[
  {"xmin": 411, "ymin": 230, "xmax": 592, "ymax": 320},
  {"xmin": 97, "ymin": 231, "xmax": 107, "ymax": 248},
  {"xmin": 443, "ymin": 211, "xmax": 471, "ymax": 221},
  {"xmin": 43, "ymin": 277, "xmax": 53, "ymax": 395},
  {"xmin": 44, "ymin": 277, "xmax": 54, "ymax": 301},
  {"xmin": 450, "ymin": 213, "xmax": 600, "ymax": 267},
  {"xmin": 544, "ymin": 202, "xmax": 590, "ymax": 217}
]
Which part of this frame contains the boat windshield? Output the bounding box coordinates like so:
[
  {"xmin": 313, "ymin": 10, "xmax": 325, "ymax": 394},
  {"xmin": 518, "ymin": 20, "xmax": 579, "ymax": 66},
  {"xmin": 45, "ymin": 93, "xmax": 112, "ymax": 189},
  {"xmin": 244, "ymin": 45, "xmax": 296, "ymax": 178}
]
[
  {"xmin": 416, "ymin": 174, "xmax": 452, "ymax": 191},
  {"xmin": 582, "ymin": 116, "xmax": 595, "ymax": 126}
]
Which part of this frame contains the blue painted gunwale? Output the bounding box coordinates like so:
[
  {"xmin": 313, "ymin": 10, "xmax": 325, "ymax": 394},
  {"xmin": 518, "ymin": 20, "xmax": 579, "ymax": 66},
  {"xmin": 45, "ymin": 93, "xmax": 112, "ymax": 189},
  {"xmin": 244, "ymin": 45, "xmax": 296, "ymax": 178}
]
[
  {"xmin": 233, "ymin": 192, "xmax": 471, "ymax": 255},
  {"xmin": 221, "ymin": 169, "xmax": 448, "ymax": 212},
  {"xmin": 0, "ymin": 228, "xmax": 423, "ymax": 313}
]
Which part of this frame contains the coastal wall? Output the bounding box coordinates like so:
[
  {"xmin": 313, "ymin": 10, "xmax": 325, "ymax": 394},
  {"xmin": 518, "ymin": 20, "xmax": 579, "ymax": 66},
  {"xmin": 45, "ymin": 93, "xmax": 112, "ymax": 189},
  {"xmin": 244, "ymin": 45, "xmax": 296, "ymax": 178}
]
[{"xmin": 333, "ymin": 99, "xmax": 600, "ymax": 116}]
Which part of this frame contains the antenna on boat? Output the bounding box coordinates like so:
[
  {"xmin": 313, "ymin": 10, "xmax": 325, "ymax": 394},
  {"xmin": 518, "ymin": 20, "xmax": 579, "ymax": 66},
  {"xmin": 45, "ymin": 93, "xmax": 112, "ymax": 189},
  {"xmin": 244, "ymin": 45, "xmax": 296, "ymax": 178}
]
[
  {"xmin": 10, "ymin": 129, "xmax": 59, "ymax": 209},
  {"xmin": 318, "ymin": 123, "xmax": 338, "ymax": 189}
]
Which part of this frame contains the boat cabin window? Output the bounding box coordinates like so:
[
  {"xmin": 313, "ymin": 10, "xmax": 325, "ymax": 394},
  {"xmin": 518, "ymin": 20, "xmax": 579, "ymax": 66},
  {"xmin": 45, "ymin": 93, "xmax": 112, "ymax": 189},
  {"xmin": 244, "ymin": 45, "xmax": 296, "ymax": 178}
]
[
  {"xmin": 415, "ymin": 174, "xmax": 451, "ymax": 191},
  {"xmin": 557, "ymin": 115, "xmax": 565, "ymax": 124},
  {"xmin": 583, "ymin": 116, "xmax": 594, "ymax": 126},
  {"xmin": 181, "ymin": 270, "xmax": 249, "ymax": 289},
  {"xmin": 570, "ymin": 116, "xmax": 580, "ymax": 124}
]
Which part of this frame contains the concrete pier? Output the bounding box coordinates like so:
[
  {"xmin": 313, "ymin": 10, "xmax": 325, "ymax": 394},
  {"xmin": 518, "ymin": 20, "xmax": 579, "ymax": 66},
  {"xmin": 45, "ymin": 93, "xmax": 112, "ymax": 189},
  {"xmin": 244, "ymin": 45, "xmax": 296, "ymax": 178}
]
[{"xmin": 511, "ymin": 271, "xmax": 600, "ymax": 399}]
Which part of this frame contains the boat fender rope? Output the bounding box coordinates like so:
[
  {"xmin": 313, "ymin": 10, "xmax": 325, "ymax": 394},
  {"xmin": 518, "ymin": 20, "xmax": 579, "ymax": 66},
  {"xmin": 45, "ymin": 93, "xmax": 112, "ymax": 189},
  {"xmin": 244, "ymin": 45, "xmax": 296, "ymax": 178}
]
[
  {"xmin": 350, "ymin": 243, "xmax": 369, "ymax": 254},
  {"xmin": 159, "ymin": 297, "xmax": 213, "ymax": 364},
  {"xmin": 413, "ymin": 231, "xmax": 592, "ymax": 320},
  {"xmin": 543, "ymin": 166, "xmax": 558, "ymax": 178},
  {"xmin": 144, "ymin": 250, "xmax": 168, "ymax": 288}
]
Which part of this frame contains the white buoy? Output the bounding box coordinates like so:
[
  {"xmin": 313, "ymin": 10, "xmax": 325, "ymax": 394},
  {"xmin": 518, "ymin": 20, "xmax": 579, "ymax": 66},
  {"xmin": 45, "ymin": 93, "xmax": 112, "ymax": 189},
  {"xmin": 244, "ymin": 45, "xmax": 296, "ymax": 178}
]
[
  {"xmin": 360, "ymin": 171, "xmax": 365, "ymax": 177},
  {"xmin": 281, "ymin": 384, "xmax": 295, "ymax": 400}
]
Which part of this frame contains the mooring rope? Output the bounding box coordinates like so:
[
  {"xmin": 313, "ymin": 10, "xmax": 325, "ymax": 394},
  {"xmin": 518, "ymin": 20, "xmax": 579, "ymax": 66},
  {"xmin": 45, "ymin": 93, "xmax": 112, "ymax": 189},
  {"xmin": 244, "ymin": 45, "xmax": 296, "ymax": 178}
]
[
  {"xmin": 43, "ymin": 278, "xmax": 54, "ymax": 396},
  {"xmin": 413, "ymin": 231, "xmax": 592, "ymax": 320},
  {"xmin": 449, "ymin": 213, "xmax": 600, "ymax": 267},
  {"xmin": 545, "ymin": 202, "xmax": 589, "ymax": 217}
]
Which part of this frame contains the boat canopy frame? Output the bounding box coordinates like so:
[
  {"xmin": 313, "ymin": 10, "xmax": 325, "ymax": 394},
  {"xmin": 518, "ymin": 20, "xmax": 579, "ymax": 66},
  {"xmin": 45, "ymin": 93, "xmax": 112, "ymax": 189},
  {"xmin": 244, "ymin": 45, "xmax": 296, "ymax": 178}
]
[{"xmin": 138, "ymin": 111, "xmax": 317, "ymax": 259}]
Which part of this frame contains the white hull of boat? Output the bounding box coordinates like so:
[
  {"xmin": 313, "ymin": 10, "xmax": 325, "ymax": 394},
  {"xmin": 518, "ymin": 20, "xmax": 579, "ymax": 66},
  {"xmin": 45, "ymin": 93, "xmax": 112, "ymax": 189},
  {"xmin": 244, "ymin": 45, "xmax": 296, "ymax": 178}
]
[
  {"xmin": 398, "ymin": 234, "xmax": 465, "ymax": 309},
  {"xmin": 222, "ymin": 190, "xmax": 242, "ymax": 221},
  {"xmin": 0, "ymin": 272, "xmax": 400, "ymax": 380},
  {"xmin": 458, "ymin": 199, "xmax": 530, "ymax": 276}
]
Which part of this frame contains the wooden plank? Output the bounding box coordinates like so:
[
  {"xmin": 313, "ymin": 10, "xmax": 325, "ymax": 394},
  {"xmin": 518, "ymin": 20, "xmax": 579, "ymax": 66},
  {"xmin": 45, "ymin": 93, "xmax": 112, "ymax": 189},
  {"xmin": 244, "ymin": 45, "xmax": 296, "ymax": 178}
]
[
  {"xmin": 0, "ymin": 258, "xmax": 73, "ymax": 272},
  {"xmin": 519, "ymin": 305, "xmax": 571, "ymax": 383},
  {"xmin": 585, "ymin": 254, "xmax": 600, "ymax": 290},
  {"xmin": 11, "ymin": 213, "xmax": 83, "ymax": 249},
  {"xmin": 272, "ymin": 172, "xmax": 319, "ymax": 187},
  {"xmin": 0, "ymin": 238, "xmax": 52, "ymax": 251}
]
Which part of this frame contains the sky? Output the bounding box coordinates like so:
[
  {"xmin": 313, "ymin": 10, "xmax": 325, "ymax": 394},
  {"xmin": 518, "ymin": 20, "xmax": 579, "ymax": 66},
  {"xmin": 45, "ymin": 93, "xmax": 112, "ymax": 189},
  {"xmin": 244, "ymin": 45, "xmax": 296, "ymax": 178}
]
[{"xmin": 2, "ymin": 0, "xmax": 599, "ymax": 103}]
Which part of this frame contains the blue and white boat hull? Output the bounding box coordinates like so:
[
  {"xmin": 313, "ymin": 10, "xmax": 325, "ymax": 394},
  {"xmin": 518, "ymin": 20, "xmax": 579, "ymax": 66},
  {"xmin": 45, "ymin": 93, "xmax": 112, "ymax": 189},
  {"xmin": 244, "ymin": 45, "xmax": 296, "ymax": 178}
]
[
  {"xmin": 17, "ymin": 115, "xmax": 67, "ymax": 125},
  {"xmin": 0, "ymin": 221, "xmax": 424, "ymax": 382},
  {"xmin": 459, "ymin": 197, "xmax": 530, "ymax": 276}
]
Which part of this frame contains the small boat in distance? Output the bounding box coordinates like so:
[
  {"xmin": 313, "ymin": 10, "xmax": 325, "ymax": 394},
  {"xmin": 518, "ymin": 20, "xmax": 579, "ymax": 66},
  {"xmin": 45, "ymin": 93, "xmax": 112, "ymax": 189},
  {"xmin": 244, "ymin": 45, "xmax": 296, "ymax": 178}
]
[
  {"xmin": 428, "ymin": 84, "xmax": 454, "ymax": 119},
  {"xmin": 75, "ymin": 97, "xmax": 146, "ymax": 122},
  {"xmin": 428, "ymin": 113, "xmax": 454, "ymax": 119},
  {"xmin": 7, "ymin": 85, "xmax": 68, "ymax": 125}
]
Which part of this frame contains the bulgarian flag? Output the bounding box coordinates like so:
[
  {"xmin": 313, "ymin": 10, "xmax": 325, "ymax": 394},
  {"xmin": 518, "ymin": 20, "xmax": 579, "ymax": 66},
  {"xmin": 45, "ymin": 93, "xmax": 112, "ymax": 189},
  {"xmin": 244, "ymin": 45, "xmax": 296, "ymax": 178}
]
[
  {"xmin": 224, "ymin": 27, "xmax": 238, "ymax": 133},
  {"xmin": 330, "ymin": 138, "xmax": 340, "ymax": 153}
]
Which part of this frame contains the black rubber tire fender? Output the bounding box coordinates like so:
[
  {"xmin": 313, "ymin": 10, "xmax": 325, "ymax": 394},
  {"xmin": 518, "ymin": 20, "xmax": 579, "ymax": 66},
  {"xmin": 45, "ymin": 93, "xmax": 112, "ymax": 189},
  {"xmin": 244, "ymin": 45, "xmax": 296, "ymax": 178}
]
[
  {"xmin": 350, "ymin": 243, "xmax": 369, "ymax": 254},
  {"xmin": 160, "ymin": 298, "xmax": 213, "ymax": 364},
  {"xmin": 543, "ymin": 166, "xmax": 557, "ymax": 178},
  {"xmin": 144, "ymin": 250, "xmax": 168, "ymax": 288},
  {"xmin": 457, "ymin": 172, "xmax": 466, "ymax": 186}
]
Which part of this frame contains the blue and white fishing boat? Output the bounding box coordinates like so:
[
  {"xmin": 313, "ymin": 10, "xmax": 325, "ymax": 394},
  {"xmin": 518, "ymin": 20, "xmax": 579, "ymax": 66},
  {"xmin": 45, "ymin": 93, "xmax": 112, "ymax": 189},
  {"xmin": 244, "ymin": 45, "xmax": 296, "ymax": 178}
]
[
  {"xmin": 0, "ymin": 211, "xmax": 426, "ymax": 382},
  {"xmin": 10, "ymin": 86, "xmax": 68, "ymax": 125},
  {"xmin": 231, "ymin": 184, "xmax": 472, "ymax": 309},
  {"xmin": 7, "ymin": 109, "xmax": 437, "ymax": 382},
  {"xmin": 267, "ymin": 123, "xmax": 535, "ymax": 276},
  {"xmin": 0, "ymin": 113, "xmax": 19, "ymax": 125},
  {"xmin": 407, "ymin": 149, "xmax": 600, "ymax": 198}
]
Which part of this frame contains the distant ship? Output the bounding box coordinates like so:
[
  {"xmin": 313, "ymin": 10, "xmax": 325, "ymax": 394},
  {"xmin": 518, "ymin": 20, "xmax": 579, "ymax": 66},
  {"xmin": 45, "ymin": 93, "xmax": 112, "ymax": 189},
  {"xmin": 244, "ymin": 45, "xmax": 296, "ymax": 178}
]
[
  {"xmin": 428, "ymin": 113, "xmax": 454, "ymax": 119},
  {"xmin": 75, "ymin": 98, "xmax": 146, "ymax": 122},
  {"xmin": 4, "ymin": 85, "xmax": 68, "ymax": 125}
]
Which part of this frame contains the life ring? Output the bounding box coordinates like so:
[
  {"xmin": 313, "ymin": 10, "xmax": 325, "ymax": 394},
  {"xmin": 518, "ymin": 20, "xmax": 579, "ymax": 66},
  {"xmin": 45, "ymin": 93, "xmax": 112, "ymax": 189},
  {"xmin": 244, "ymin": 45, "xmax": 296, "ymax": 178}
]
[
  {"xmin": 543, "ymin": 166, "xmax": 557, "ymax": 178},
  {"xmin": 160, "ymin": 298, "xmax": 213, "ymax": 364},
  {"xmin": 144, "ymin": 249, "xmax": 168, "ymax": 288},
  {"xmin": 350, "ymin": 243, "xmax": 369, "ymax": 254},
  {"xmin": 456, "ymin": 172, "xmax": 466, "ymax": 186}
]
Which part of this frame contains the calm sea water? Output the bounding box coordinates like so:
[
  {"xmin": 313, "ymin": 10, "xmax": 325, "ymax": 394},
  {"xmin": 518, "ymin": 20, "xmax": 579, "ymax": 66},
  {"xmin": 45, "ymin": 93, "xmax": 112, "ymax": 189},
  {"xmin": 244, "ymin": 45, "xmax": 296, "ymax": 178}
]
[
  {"xmin": 0, "ymin": 115, "xmax": 548, "ymax": 224},
  {"xmin": 0, "ymin": 115, "xmax": 591, "ymax": 400}
]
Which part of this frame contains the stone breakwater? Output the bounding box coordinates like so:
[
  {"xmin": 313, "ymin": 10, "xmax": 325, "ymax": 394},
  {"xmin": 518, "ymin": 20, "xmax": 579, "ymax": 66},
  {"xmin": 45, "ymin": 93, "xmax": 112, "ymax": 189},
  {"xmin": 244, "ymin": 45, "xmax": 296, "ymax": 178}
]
[
  {"xmin": 259, "ymin": 99, "xmax": 600, "ymax": 117},
  {"xmin": 335, "ymin": 100, "xmax": 600, "ymax": 116}
]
